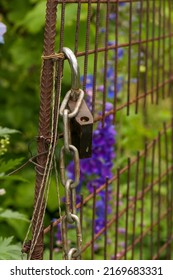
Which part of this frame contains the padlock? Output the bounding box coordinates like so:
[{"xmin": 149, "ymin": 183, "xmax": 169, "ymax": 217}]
[
  {"xmin": 68, "ymin": 99, "xmax": 93, "ymax": 159},
  {"xmin": 61, "ymin": 47, "xmax": 93, "ymax": 159}
]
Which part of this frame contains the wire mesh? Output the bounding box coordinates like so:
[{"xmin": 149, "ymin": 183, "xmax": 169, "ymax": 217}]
[{"xmin": 39, "ymin": 0, "xmax": 173, "ymax": 260}]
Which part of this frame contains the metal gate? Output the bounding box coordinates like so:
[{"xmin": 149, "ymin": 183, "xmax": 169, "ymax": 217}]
[{"xmin": 23, "ymin": 0, "xmax": 173, "ymax": 260}]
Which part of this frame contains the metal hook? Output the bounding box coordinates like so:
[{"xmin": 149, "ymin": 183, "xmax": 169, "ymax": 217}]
[{"xmin": 62, "ymin": 47, "xmax": 81, "ymax": 92}]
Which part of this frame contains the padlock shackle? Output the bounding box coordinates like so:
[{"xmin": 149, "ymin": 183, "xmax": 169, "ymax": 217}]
[{"xmin": 62, "ymin": 47, "xmax": 81, "ymax": 91}]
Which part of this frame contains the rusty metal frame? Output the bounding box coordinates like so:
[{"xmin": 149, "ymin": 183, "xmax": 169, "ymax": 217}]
[{"xmin": 29, "ymin": 0, "xmax": 173, "ymax": 259}]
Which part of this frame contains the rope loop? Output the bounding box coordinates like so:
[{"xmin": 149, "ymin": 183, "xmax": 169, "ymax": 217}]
[{"xmin": 42, "ymin": 52, "xmax": 65, "ymax": 61}]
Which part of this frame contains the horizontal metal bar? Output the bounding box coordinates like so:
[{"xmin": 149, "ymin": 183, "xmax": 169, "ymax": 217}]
[
  {"xmin": 116, "ymin": 210, "xmax": 173, "ymax": 260},
  {"xmin": 94, "ymin": 78, "xmax": 173, "ymax": 123},
  {"xmin": 44, "ymin": 162, "xmax": 173, "ymax": 234},
  {"xmin": 81, "ymin": 168, "xmax": 173, "ymax": 254},
  {"xmin": 152, "ymin": 235, "xmax": 173, "ymax": 260},
  {"xmin": 76, "ymin": 34, "xmax": 173, "ymax": 58},
  {"xmin": 56, "ymin": 0, "xmax": 155, "ymax": 4}
]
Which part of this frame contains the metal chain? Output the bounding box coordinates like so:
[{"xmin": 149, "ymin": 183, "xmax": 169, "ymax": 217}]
[{"xmin": 59, "ymin": 88, "xmax": 84, "ymax": 260}]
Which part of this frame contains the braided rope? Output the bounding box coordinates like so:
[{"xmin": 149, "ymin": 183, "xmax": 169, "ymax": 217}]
[
  {"xmin": 42, "ymin": 52, "xmax": 65, "ymax": 60},
  {"xmin": 29, "ymin": 58, "xmax": 63, "ymax": 259},
  {"xmin": 22, "ymin": 62, "xmax": 57, "ymax": 258}
]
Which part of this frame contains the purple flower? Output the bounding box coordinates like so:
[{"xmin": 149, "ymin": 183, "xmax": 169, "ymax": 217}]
[
  {"xmin": 117, "ymin": 48, "xmax": 124, "ymax": 59},
  {"xmin": 108, "ymin": 40, "xmax": 116, "ymax": 47},
  {"xmin": 95, "ymin": 218, "xmax": 105, "ymax": 234},
  {"xmin": 68, "ymin": 85, "xmax": 116, "ymax": 186},
  {"xmin": 0, "ymin": 22, "xmax": 7, "ymax": 44},
  {"xmin": 118, "ymin": 228, "xmax": 126, "ymax": 234},
  {"xmin": 105, "ymin": 102, "xmax": 113, "ymax": 112},
  {"xmin": 119, "ymin": 3, "xmax": 126, "ymax": 7},
  {"xmin": 109, "ymin": 13, "xmax": 116, "ymax": 21},
  {"xmin": 131, "ymin": 78, "xmax": 137, "ymax": 84},
  {"xmin": 87, "ymin": 179, "xmax": 103, "ymax": 193},
  {"xmin": 97, "ymin": 85, "xmax": 104, "ymax": 92},
  {"xmin": 107, "ymin": 41, "xmax": 124, "ymax": 60},
  {"xmin": 65, "ymin": 76, "xmax": 116, "ymax": 235},
  {"xmin": 108, "ymin": 76, "xmax": 123, "ymax": 98},
  {"xmin": 96, "ymin": 199, "xmax": 112, "ymax": 218},
  {"xmin": 106, "ymin": 66, "xmax": 114, "ymax": 80},
  {"xmin": 56, "ymin": 223, "xmax": 62, "ymax": 242},
  {"xmin": 99, "ymin": 27, "xmax": 106, "ymax": 33},
  {"xmin": 81, "ymin": 74, "xmax": 93, "ymax": 89}
]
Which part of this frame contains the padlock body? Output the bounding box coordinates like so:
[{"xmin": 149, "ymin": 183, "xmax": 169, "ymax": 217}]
[{"xmin": 68, "ymin": 99, "xmax": 93, "ymax": 159}]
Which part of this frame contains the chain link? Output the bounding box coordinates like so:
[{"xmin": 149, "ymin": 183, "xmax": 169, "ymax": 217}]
[
  {"xmin": 60, "ymin": 89, "xmax": 84, "ymax": 118},
  {"xmin": 61, "ymin": 214, "xmax": 82, "ymax": 260},
  {"xmin": 59, "ymin": 88, "xmax": 83, "ymax": 260},
  {"xmin": 60, "ymin": 144, "xmax": 80, "ymax": 189},
  {"xmin": 63, "ymin": 109, "xmax": 71, "ymax": 152}
]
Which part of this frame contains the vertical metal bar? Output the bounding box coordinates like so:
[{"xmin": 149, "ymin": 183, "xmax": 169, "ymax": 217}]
[
  {"xmin": 79, "ymin": 194, "xmax": 84, "ymax": 260},
  {"xmin": 80, "ymin": 194, "xmax": 84, "ymax": 236},
  {"xmin": 143, "ymin": 0, "xmax": 149, "ymax": 108},
  {"xmin": 59, "ymin": 1, "xmax": 66, "ymax": 51},
  {"xmin": 168, "ymin": 0, "xmax": 173, "ymax": 98},
  {"xmin": 124, "ymin": 158, "xmax": 131, "ymax": 259},
  {"xmin": 140, "ymin": 143, "xmax": 147, "ymax": 259},
  {"xmin": 151, "ymin": 0, "xmax": 156, "ymax": 104},
  {"xmin": 74, "ymin": 0, "xmax": 81, "ymax": 55},
  {"xmin": 83, "ymin": 0, "xmax": 92, "ymax": 91},
  {"xmin": 113, "ymin": 0, "xmax": 119, "ymax": 124},
  {"xmin": 131, "ymin": 151, "xmax": 140, "ymax": 260},
  {"xmin": 157, "ymin": 132, "xmax": 161, "ymax": 259},
  {"xmin": 52, "ymin": 2, "xmax": 66, "ymax": 146},
  {"xmin": 102, "ymin": 0, "xmax": 111, "ymax": 127},
  {"xmin": 156, "ymin": 1, "xmax": 162, "ymax": 105},
  {"xmin": 150, "ymin": 139, "xmax": 156, "ymax": 259},
  {"xmin": 92, "ymin": 0, "xmax": 101, "ymax": 117},
  {"xmin": 31, "ymin": 0, "xmax": 57, "ymax": 260},
  {"xmin": 162, "ymin": 0, "xmax": 166, "ymax": 99},
  {"xmin": 49, "ymin": 222, "xmax": 54, "ymax": 260},
  {"xmin": 135, "ymin": 0, "xmax": 143, "ymax": 113},
  {"xmin": 91, "ymin": 186, "xmax": 96, "ymax": 260},
  {"xmin": 163, "ymin": 123, "xmax": 170, "ymax": 259},
  {"xmin": 54, "ymin": 1, "xmax": 66, "ymax": 130},
  {"xmin": 170, "ymin": 118, "xmax": 173, "ymax": 259},
  {"xmin": 127, "ymin": 1, "xmax": 132, "ymax": 116},
  {"xmin": 104, "ymin": 177, "xmax": 109, "ymax": 260},
  {"xmin": 114, "ymin": 168, "xmax": 120, "ymax": 260}
]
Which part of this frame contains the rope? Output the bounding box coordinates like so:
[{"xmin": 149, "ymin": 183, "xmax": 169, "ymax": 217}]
[
  {"xmin": 42, "ymin": 52, "xmax": 65, "ymax": 60},
  {"xmin": 54, "ymin": 154, "xmax": 63, "ymax": 245},
  {"xmin": 54, "ymin": 156, "xmax": 62, "ymax": 221},
  {"xmin": 22, "ymin": 58, "xmax": 62, "ymax": 259},
  {"xmin": 28, "ymin": 60, "xmax": 60, "ymax": 259}
]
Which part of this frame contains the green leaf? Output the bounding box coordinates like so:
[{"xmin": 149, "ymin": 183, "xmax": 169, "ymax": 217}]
[
  {"xmin": 0, "ymin": 158, "xmax": 24, "ymax": 174},
  {"xmin": 22, "ymin": 1, "xmax": 46, "ymax": 33},
  {"xmin": 7, "ymin": 0, "xmax": 31, "ymax": 27},
  {"xmin": 0, "ymin": 208, "xmax": 29, "ymax": 222},
  {"xmin": 0, "ymin": 127, "xmax": 19, "ymax": 136},
  {"xmin": 0, "ymin": 236, "xmax": 22, "ymax": 260},
  {"xmin": 0, "ymin": 175, "xmax": 28, "ymax": 182}
]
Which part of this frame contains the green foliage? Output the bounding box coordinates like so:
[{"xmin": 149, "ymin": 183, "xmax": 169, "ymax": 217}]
[
  {"xmin": 0, "ymin": 126, "xmax": 29, "ymax": 257},
  {"xmin": 0, "ymin": 127, "xmax": 19, "ymax": 136},
  {"xmin": 0, "ymin": 236, "xmax": 21, "ymax": 260},
  {"xmin": 0, "ymin": 1, "xmax": 46, "ymax": 256},
  {"xmin": 0, "ymin": 1, "xmax": 173, "ymax": 260},
  {"xmin": 0, "ymin": 127, "xmax": 18, "ymax": 156},
  {"xmin": 20, "ymin": 1, "xmax": 46, "ymax": 34},
  {"xmin": 0, "ymin": 0, "xmax": 44, "ymax": 137},
  {"xmin": 0, "ymin": 208, "xmax": 29, "ymax": 222},
  {"xmin": 0, "ymin": 158, "xmax": 24, "ymax": 175}
]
